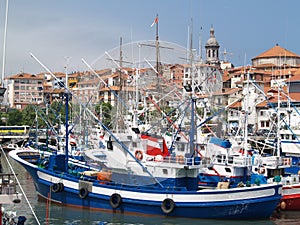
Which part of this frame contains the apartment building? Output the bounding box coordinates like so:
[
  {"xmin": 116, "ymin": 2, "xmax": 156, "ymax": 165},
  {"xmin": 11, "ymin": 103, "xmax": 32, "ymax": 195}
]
[
  {"xmin": 6, "ymin": 73, "xmax": 44, "ymax": 110},
  {"xmin": 226, "ymin": 45, "xmax": 300, "ymax": 134}
]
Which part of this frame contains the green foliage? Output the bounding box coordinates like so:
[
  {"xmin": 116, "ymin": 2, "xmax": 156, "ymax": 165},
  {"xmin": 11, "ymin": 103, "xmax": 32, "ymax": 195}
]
[
  {"xmin": 22, "ymin": 105, "xmax": 39, "ymax": 126},
  {"xmin": 95, "ymin": 102, "xmax": 112, "ymax": 127},
  {"xmin": 47, "ymin": 101, "xmax": 66, "ymax": 126},
  {"xmin": 1, "ymin": 100, "xmax": 69, "ymax": 128},
  {"xmin": 6, "ymin": 108, "xmax": 23, "ymax": 125}
]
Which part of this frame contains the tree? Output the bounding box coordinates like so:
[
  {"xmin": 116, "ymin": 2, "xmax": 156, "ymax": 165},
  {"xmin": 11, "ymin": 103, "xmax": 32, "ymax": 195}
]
[
  {"xmin": 6, "ymin": 108, "xmax": 23, "ymax": 125},
  {"xmin": 95, "ymin": 102, "xmax": 112, "ymax": 128},
  {"xmin": 22, "ymin": 105, "xmax": 40, "ymax": 127}
]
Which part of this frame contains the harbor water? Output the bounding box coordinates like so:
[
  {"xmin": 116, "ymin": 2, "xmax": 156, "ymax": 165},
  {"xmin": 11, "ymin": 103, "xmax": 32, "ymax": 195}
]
[{"xmin": 2, "ymin": 154, "xmax": 300, "ymax": 225}]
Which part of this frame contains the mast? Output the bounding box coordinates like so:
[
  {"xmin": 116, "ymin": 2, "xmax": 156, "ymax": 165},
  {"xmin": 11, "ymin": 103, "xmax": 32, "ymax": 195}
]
[
  {"xmin": 1, "ymin": 0, "xmax": 9, "ymax": 87},
  {"xmin": 190, "ymin": 96, "xmax": 196, "ymax": 154},
  {"xmin": 65, "ymin": 91, "xmax": 69, "ymax": 172},
  {"xmin": 0, "ymin": 0, "xmax": 9, "ymax": 100},
  {"xmin": 116, "ymin": 37, "xmax": 124, "ymax": 131},
  {"xmin": 155, "ymin": 14, "xmax": 159, "ymax": 75},
  {"xmin": 199, "ymin": 26, "xmax": 203, "ymax": 63},
  {"xmin": 277, "ymin": 82, "xmax": 281, "ymax": 158},
  {"xmin": 243, "ymin": 71, "xmax": 250, "ymax": 151}
]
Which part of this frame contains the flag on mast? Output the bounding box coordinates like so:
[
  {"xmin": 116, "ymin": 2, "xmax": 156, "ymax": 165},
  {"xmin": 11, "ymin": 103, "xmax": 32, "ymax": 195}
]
[{"xmin": 150, "ymin": 15, "xmax": 158, "ymax": 27}]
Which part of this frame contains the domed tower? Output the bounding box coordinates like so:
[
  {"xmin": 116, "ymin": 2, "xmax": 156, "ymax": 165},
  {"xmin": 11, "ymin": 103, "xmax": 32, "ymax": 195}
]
[{"xmin": 205, "ymin": 26, "xmax": 220, "ymax": 66}]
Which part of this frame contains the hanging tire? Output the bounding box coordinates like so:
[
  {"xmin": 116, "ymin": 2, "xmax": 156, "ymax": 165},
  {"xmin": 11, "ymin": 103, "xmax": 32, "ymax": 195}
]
[
  {"xmin": 58, "ymin": 182, "xmax": 64, "ymax": 192},
  {"xmin": 109, "ymin": 193, "xmax": 122, "ymax": 208},
  {"xmin": 161, "ymin": 198, "xmax": 175, "ymax": 214},
  {"xmin": 51, "ymin": 183, "xmax": 61, "ymax": 193},
  {"xmin": 79, "ymin": 187, "xmax": 89, "ymax": 199}
]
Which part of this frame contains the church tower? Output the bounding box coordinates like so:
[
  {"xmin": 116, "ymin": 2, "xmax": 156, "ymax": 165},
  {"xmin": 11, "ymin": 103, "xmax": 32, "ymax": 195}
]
[{"xmin": 205, "ymin": 26, "xmax": 220, "ymax": 66}]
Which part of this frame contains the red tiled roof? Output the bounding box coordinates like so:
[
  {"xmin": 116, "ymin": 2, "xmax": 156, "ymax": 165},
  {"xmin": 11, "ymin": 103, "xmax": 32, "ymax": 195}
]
[
  {"xmin": 289, "ymin": 68, "xmax": 300, "ymax": 81},
  {"xmin": 227, "ymin": 100, "xmax": 242, "ymax": 109},
  {"xmin": 252, "ymin": 45, "xmax": 300, "ymax": 59},
  {"xmin": 223, "ymin": 88, "xmax": 241, "ymax": 95},
  {"xmin": 6, "ymin": 73, "xmax": 44, "ymax": 80},
  {"xmin": 256, "ymin": 100, "xmax": 269, "ymax": 108},
  {"xmin": 289, "ymin": 92, "xmax": 300, "ymax": 101}
]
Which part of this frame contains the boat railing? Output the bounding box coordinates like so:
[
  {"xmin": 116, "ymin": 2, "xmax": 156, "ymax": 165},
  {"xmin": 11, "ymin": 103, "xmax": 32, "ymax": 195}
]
[
  {"xmin": 282, "ymin": 174, "xmax": 300, "ymax": 185},
  {"xmin": 146, "ymin": 155, "xmax": 209, "ymax": 166},
  {"xmin": 212, "ymin": 155, "xmax": 251, "ymax": 167},
  {"xmin": 230, "ymin": 156, "xmax": 252, "ymax": 167},
  {"xmin": 0, "ymin": 173, "xmax": 17, "ymax": 195},
  {"xmin": 261, "ymin": 156, "xmax": 291, "ymax": 167}
]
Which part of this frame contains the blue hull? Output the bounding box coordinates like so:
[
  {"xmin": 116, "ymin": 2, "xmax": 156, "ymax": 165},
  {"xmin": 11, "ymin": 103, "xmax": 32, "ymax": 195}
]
[
  {"xmin": 19, "ymin": 166, "xmax": 280, "ymax": 219},
  {"xmin": 35, "ymin": 181, "xmax": 280, "ymax": 219},
  {"xmin": 9, "ymin": 149, "xmax": 281, "ymax": 220}
]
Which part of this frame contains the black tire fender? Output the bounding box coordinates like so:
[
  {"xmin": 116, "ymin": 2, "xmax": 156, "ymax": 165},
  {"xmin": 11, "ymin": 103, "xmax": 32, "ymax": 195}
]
[
  {"xmin": 58, "ymin": 182, "xmax": 64, "ymax": 192},
  {"xmin": 51, "ymin": 183, "xmax": 61, "ymax": 193},
  {"xmin": 161, "ymin": 198, "xmax": 175, "ymax": 214},
  {"xmin": 109, "ymin": 193, "xmax": 122, "ymax": 208},
  {"xmin": 79, "ymin": 187, "xmax": 89, "ymax": 199}
]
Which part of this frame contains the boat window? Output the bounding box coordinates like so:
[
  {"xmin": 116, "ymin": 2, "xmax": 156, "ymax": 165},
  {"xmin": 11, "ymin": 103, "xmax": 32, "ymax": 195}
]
[
  {"xmin": 225, "ymin": 167, "xmax": 231, "ymax": 173},
  {"xmin": 177, "ymin": 143, "xmax": 185, "ymax": 152},
  {"xmin": 132, "ymin": 142, "xmax": 137, "ymax": 148},
  {"xmin": 107, "ymin": 140, "xmax": 113, "ymax": 150},
  {"xmin": 162, "ymin": 169, "xmax": 168, "ymax": 175}
]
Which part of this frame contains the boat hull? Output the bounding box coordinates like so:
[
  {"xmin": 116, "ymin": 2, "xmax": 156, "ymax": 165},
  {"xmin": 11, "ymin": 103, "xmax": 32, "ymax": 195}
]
[
  {"xmin": 35, "ymin": 174, "xmax": 281, "ymax": 219},
  {"xmin": 280, "ymin": 185, "xmax": 300, "ymax": 210},
  {"xmin": 10, "ymin": 150, "xmax": 282, "ymax": 219}
]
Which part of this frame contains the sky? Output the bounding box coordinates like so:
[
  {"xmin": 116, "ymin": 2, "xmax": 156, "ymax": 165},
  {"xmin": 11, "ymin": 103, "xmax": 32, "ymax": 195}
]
[{"xmin": 0, "ymin": 0, "xmax": 299, "ymax": 77}]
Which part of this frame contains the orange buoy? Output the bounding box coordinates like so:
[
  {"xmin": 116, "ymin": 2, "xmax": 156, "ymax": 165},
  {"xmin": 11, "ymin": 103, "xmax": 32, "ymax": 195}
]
[
  {"xmin": 280, "ymin": 201, "xmax": 286, "ymax": 210},
  {"xmin": 135, "ymin": 150, "xmax": 143, "ymax": 161}
]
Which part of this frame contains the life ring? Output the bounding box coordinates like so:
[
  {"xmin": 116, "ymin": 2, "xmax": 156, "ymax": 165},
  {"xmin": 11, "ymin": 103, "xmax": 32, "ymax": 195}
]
[
  {"xmin": 258, "ymin": 167, "xmax": 265, "ymax": 174},
  {"xmin": 176, "ymin": 155, "xmax": 184, "ymax": 164},
  {"xmin": 161, "ymin": 198, "xmax": 175, "ymax": 214},
  {"xmin": 283, "ymin": 158, "xmax": 291, "ymax": 166},
  {"xmin": 135, "ymin": 150, "xmax": 143, "ymax": 161},
  {"xmin": 109, "ymin": 193, "xmax": 122, "ymax": 208},
  {"xmin": 79, "ymin": 187, "xmax": 89, "ymax": 199},
  {"xmin": 51, "ymin": 183, "xmax": 63, "ymax": 193},
  {"xmin": 154, "ymin": 155, "xmax": 163, "ymax": 162}
]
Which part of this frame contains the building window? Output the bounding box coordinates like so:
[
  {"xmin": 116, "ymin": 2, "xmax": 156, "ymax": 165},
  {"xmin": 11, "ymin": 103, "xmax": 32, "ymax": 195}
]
[{"xmin": 266, "ymin": 121, "xmax": 269, "ymax": 127}]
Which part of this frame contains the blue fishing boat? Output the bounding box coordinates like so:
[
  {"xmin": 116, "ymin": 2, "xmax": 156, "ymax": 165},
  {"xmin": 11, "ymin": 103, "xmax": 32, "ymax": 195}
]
[{"xmin": 9, "ymin": 91, "xmax": 282, "ymax": 220}]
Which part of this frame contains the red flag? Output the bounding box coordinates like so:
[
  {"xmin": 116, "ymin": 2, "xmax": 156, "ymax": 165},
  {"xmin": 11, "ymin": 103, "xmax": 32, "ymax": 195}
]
[
  {"xmin": 141, "ymin": 134, "xmax": 169, "ymax": 157},
  {"xmin": 150, "ymin": 15, "xmax": 158, "ymax": 27}
]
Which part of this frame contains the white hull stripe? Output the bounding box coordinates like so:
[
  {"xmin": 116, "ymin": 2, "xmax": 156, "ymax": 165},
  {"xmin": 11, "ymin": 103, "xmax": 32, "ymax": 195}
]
[{"xmin": 37, "ymin": 171, "xmax": 277, "ymax": 203}]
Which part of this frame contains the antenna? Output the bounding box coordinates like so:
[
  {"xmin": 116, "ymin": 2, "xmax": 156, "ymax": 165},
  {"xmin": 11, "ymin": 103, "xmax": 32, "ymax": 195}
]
[
  {"xmin": 0, "ymin": 0, "xmax": 9, "ymax": 100},
  {"xmin": 1, "ymin": 0, "xmax": 9, "ymax": 87},
  {"xmin": 222, "ymin": 48, "xmax": 233, "ymax": 62},
  {"xmin": 189, "ymin": 18, "xmax": 193, "ymax": 65},
  {"xmin": 199, "ymin": 26, "xmax": 203, "ymax": 62}
]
